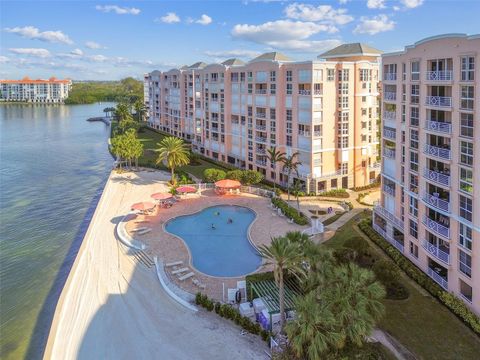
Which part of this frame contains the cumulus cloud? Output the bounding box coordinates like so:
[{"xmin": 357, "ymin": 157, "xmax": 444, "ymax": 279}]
[
  {"xmin": 204, "ymin": 49, "xmax": 261, "ymax": 58},
  {"xmin": 367, "ymin": 0, "xmax": 386, "ymax": 9},
  {"xmin": 9, "ymin": 48, "xmax": 51, "ymax": 58},
  {"xmin": 400, "ymin": 0, "xmax": 424, "ymax": 8},
  {"xmin": 0, "ymin": 55, "xmax": 9, "ymax": 63},
  {"xmin": 284, "ymin": 3, "xmax": 354, "ymax": 25},
  {"xmin": 85, "ymin": 41, "xmax": 106, "ymax": 49},
  {"xmin": 157, "ymin": 12, "xmax": 181, "ymax": 23},
  {"xmin": 4, "ymin": 26, "xmax": 73, "ymax": 44},
  {"xmin": 95, "ymin": 5, "xmax": 140, "ymax": 15},
  {"xmin": 196, "ymin": 14, "xmax": 212, "ymax": 25},
  {"xmin": 354, "ymin": 14, "xmax": 395, "ymax": 35},
  {"xmin": 71, "ymin": 48, "xmax": 84, "ymax": 56},
  {"xmin": 268, "ymin": 39, "xmax": 343, "ymax": 53}
]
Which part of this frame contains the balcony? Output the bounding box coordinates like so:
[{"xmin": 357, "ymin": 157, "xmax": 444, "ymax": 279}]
[
  {"xmin": 423, "ymin": 168, "xmax": 450, "ymax": 187},
  {"xmin": 426, "ymin": 70, "xmax": 453, "ymax": 82},
  {"xmin": 369, "ymin": 162, "xmax": 381, "ymax": 169},
  {"xmin": 255, "ymin": 160, "xmax": 267, "ymax": 167},
  {"xmin": 422, "ymin": 240, "xmax": 450, "ymax": 265},
  {"xmin": 425, "ymin": 120, "xmax": 452, "ymax": 135},
  {"xmin": 256, "ymin": 113, "xmax": 267, "ymax": 119},
  {"xmin": 313, "ymin": 90, "xmax": 322, "ymax": 96},
  {"xmin": 255, "ymin": 89, "xmax": 267, "ymax": 95},
  {"xmin": 255, "ymin": 124, "xmax": 267, "ymax": 131},
  {"xmin": 383, "ymin": 147, "xmax": 396, "ymax": 159},
  {"xmin": 384, "ymin": 73, "xmax": 397, "ymax": 81},
  {"xmin": 373, "ymin": 204, "xmax": 404, "ymax": 229},
  {"xmin": 383, "ymin": 111, "xmax": 396, "ymax": 121},
  {"xmin": 426, "ymin": 96, "xmax": 452, "ymax": 108},
  {"xmin": 422, "ymin": 215, "xmax": 450, "ymax": 239},
  {"xmin": 384, "ymin": 92, "xmax": 397, "ymax": 101},
  {"xmin": 373, "ymin": 223, "xmax": 404, "ymax": 252},
  {"xmin": 423, "ymin": 192, "xmax": 450, "ymax": 212},
  {"xmin": 383, "ymin": 184, "xmax": 395, "ymax": 197},
  {"xmin": 256, "ymin": 148, "xmax": 266, "ymax": 155},
  {"xmin": 423, "ymin": 144, "xmax": 451, "ymax": 160},
  {"xmin": 255, "ymin": 136, "xmax": 268, "ymax": 144},
  {"xmin": 298, "ymin": 89, "xmax": 311, "ymax": 96},
  {"xmin": 313, "ymin": 131, "xmax": 322, "ymax": 137},
  {"xmin": 427, "ymin": 268, "xmax": 448, "ymax": 290},
  {"xmin": 383, "ymin": 127, "xmax": 396, "ymax": 140}
]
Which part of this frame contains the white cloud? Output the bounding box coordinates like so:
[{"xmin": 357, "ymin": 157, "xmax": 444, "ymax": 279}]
[
  {"xmin": 87, "ymin": 54, "xmax": 108, "ymax": 62},
  {"xmin": 85, "ymin": 41, "xmax": 106, "ymax": 49},
  {"xmin": 0, "ymin": 56, "xmax": 9, "ymax": 63},
  {"xmin": 400, "ymin": 0, "xmax": 424, "ymax": 8},
  {"xmin": 268, "ymin": 39, "xmax": 343, "ymax": 53},
  {"xmin": 9, "ymin": 48, "xmax": 51, "ymax": 57},
  {"xmin": 367, "ymin": 0, "xmax": 386, "ymax": 9},
  {"xmin": 95, "ymin": 5, "xmax": 140, "ymax": 15},
  {"xmin": 232, "ymin": 20, "xmax": 337, "ymax": 46},
  {"xmin": 71, "ymin": 48, "xmax": 84, "ymax": 56},
  {"xmin": 338, "ymin": 0, "xmax": 350, "ymax": 4},
  {"xmin": 284, "ymin": 3, "xmax": 353, "ymax": 25},
  {"xmin": 354, "ymin": 14, "xmax": 395, "ymax": 35},
  {"xmin": 157, "ymin": 12, "xmax": 180, "ymax": 24},
  {"xmin": 204, "ymin": 49, "xmax": 261, "ymax": 58},
  {"xmin": 393, "ymin": 6, "xmax": 401, "ymax": 11},
  {"xmin": 196, "ymin": 14, "xmax": 212, "ymax": 25},
  {"xmin": 4, "ymin": 26, "xmax": 73, "ymax": 44}
]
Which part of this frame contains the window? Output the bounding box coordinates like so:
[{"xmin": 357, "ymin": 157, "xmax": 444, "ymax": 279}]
[
  {"xmin": 338, "ymin": 122, "xmax": 348, "ymax": 135},
  {"xmin": 461, "ymin": 56, "xmax": 475, "ymax": 81},
  {"xmin": 410, "ymin": 151, "xmax": 419, "ymax": 172},
  {"xmin": 409, "ymin": 196, "xmax": 418, "ymax": 217},
  {"xmin": 270, "ymin": 108, "xmax": 276, "ymax": 120},
  {"xmin": 270, "ymin": 71, "xmax": 276, "ymax": 82},
  {"xmin": 362, "ymin": 96, "xmax": 366, "ymax": 102},
  {"xmin": 460, "ymin": 113, "xmax": 473, "ymax": 138},
  {"xmin": 410, "ymin": 129, "xmax": 419, "ymax": 149},
  {"xmin": 410, "ymin": 107, "xmax": 419, "ymax": 127},
  {"xmin": 359, "ymin": 69, "xmax": 371, "ymax": 81},
  {"xmin": 339, "ymin": 96, "xmax": 348, "ymax": 109},
  {"xmin": 402, "ymin": 63, "xmax": 406, "ymax": 81},
  {"xmin": 340, "ymin": 69, "xmax": 349, "ymax": 81},
  {"xmin": 409, "ymin": 241, "xmax": 418, "ymax": 258},
  {"xmin": 409, "ymin": 173, "xmax": 418, "ymax": 194},
  {"xmin": 286, "ymin": 70, "xmax": 292, "ymax": 82},
  {"xmin": 247, "ymin": 83, "xmax": 253, "ymax": 94},
  {"xmin": 459, "ymin": 250, "xmax": 472, "ymax": 278},
  {"xmin": 286, "ymin": 83, "xmax": 292, "ymax": 95},
  {"xmin": 341, "ymin": 163, "xmax": 348, "ymax": 175},
  {"xmin": 460, "ymin": 141, "xmax": 473, "ymax": 166},
  {"xmin": 337, "ymin": 136, "xmax": 349, "ymax": 148},
  {"xmin": 409, "ymin": 219, "xmax": 418, "ymax": 239},
  {"xmin": 460, "ymin": 86, "xmax": 474, "ymax": 110},
  {"xmin": 247, "ymin": 72, "xmax": 253, "ymax": 81},
  {"xmin": 327, "ymin": 69, "xmax": 335, "ymax": 81},
  {"xmin": 270, "ymin": 84, "xmax": 276, "ymax": 95},
  {"xmin": 460, "ymin": 167, "xmax": 473, "ymax": 194},
  {"xmin": 459, "ymin": 280, "xmax": 473, "ymax": 302},
  {"xmin": 286, "ymin": 135, "xmax": 292, "ymax": 147},
  {"xmin": 459, "ymin": 223, "xmax": 472, "ymax": 251},
  {"xmin": 286, "ymin": 109, "xmax": 292, "ymax": 121},
  {"xmin": 459, "ymin": 195, "xmax": 473, "ymax": 222},
  {"xmin": 410, "ymin": 84, "xmax": 419, "ymax": 104},
  {"xmin": 411, "ymin": 61, "xmax": 420, "ymax": 81},
  {"xmin": 401, "ymin": 105, "xmax": 406, "ymax": 123}
]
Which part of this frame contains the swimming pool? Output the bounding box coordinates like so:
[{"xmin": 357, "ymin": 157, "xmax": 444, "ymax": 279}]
[{"xmin": 164, "ymin": 205, "xmax": 262, "ymax": 277}]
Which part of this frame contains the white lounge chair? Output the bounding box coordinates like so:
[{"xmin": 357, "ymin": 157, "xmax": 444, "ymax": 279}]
[
  {"xmin": 165, "ymin": 261, "xmax": 183, "ymax": 267},
  {"xmin": 288, "ymin": 218, "xmax": 294, "ymax": 224},
  {"xmin": 179, "ymin": 272, "xmax": 194, "ymax": 281},
  {"xmin": 137, "ymin": 228, "xmax": 152, "ymax": 235},
  {"xmin": 172, "ymin": 267, "xmax": 189, "ymax": 275},
  {"xmin": 131, "ymin": 226, "xmax": 148, "ymax": 232},
  {"xmin": 192, "ymin": 278, "xmax": 206, "ymax": 289}
]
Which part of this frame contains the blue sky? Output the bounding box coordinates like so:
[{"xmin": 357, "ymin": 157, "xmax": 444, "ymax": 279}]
[{"xmin": 1, "ymin": 0, "xmax": 479, "ymax": 80}]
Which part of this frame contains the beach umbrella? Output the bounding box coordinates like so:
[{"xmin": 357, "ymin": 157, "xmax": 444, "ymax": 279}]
[
  {"xmin": 176, "ymin": 185, "xmax": 196, "ymax": 193},
  {"xmin": 131, "ymin": 202, "xmax": 156, "ymax": 211},
  {"xmin": 214, "ymin": 179, "xmax": 241, "ymax": 189},
  {"xmin": 151, "ymin": 192, "xmax": 173, "ymax": 200}
]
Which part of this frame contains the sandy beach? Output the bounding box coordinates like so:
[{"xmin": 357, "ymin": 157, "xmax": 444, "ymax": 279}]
[{"xmin": 44, "ymin": 170, "xmax": 267, "ymax": 359}]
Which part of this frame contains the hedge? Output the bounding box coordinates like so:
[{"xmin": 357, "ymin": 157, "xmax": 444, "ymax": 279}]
[
  {"xmin": 271, "ymin": 197, "xmax": 309, "ymax": 225},
  {"xmin": 195, "ymin": 293, "xmax": 271, "ymax": 342},
  {"xmin": 317, "ymin": 189, "xmax": 350, "ymax": 198},
  {"xmin": 358, "ymin": 219, "xmax": 480, "ymax": 335},
  {"xmin": 353, "ymin": 179, "xmax": 380, "ymax": 192}
]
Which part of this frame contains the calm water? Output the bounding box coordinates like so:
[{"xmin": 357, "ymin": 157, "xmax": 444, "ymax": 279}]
[
  {"xmin": 165, "ymin": 205, "xmax": 261, "ymax": 277},
  {"xmin": 0, "ymin": 103, "xmax": 113, "ymax": 359}
]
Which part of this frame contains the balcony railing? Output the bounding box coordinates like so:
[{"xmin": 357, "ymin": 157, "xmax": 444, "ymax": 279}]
[
  {"xmin": 298, "ymin": 89, "xmax": 311, "ymax": 96},
  {"xmin": 422, "ymin": 240, "xmax": 450, "ymax": 265},
  {"xmin": 256, "ymin": 113, "xmax": 267, "ymax": 119},
  {"xmin": 373, "ymin": 223, "xmax": 404, "ymax": 252},
  {"xmin": 256, "ymin": 148, "xmax": 266, "ymax": 155},
  {"xmin": 426, "ymin": 96, "xmax": 452, "ymax": 107},
  {"xmin": 384, "ymin": 92, "xmax": 397, "ymax": 101},
  {"xmin": 313, "ymin": 90, "xmax": 323, "ymax": 96},
  {"xmin": 460, "ymin": 262, "xmax": 472, "ymax": 278},
  {"xmin": 383, "ymin": 184, "xmax": 395, "ymax": 197},
  {"xmin": 384, "ymin": 73, "xmax": 397, "ymax": 81},
  {"xmin": 423, "ymin": 168, "xmax": 450, "ymax": 187},
  {"xmin": 255, "ymin": 125, "xmax": 267, "ymax": 131},
  {"xmin": 373, "ymin": 204, "xmax": 404, "ymax": 229},
  {"xmin": 425, "ymin": 120, "xmax": 452, "ymax": 134},
  {"xmin": 383, "ymin": 111, "xmax": 396, "ymax": 121},
  {"xmin": 370, "ymin": 162, "xmax": 381, "ymax": 169},
  {"xmin": 423, "ymin": 144, "xmax": 451, "ymax": 160},
  {"xmin": 255, "ymin": 89, "xmax": 267, "ymax": 95},
  {"xmin": 255, "ymin": 136, "xmax": 268, "ymax": 144},
  {"xmin": 298, "ymin": 130, "xmax": 311, "ymax": 137},
  {"xmin": 255, "ymin": 160, "xmax": 267, "ymax": 167},
  {"xmin": 427, "ymin": 268, "xmax": 448, "ymax": 290},
  {"xmin": 422, "ymin": 215, "xmax": 450, "ymax": 239},
  {"xmin": 426, "ymin": 70, "xmax": 453, "ymax": 81},
  {"xmin": 383, "ymin": 127, "xmax": 396, "ymax": 140},
  {"xmin": 423, "ymin": 192, "xmax": 450, "ymax": 212},
  {"xmin": 313, "ymin": 131, "xmax": 322, "ymax": 137},
  {"xmin": 383, "ymin": 147, "xmax": 396, "ymax": 159}
]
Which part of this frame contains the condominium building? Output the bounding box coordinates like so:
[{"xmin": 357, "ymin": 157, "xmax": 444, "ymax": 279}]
[
  {"xmin": 373, "ymin": 34, "xmax": 479, "ymax": 313},
  {"xmin": 0, "ymin": 76, "xmax": 72, "ymax": 103},
  {"xmin": 144, "ymin": 43, "xmax": 382, "ymax": 193}
]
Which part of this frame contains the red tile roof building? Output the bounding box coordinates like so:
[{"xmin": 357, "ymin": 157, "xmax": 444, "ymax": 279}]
[{"xmin": 0, "ymin": 76, "xmax": 72, "ymax": 103}]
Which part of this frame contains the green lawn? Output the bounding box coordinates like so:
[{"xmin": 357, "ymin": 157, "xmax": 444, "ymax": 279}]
[
  {"xmin": 323, "ymin": 215, "xmax": 480, "ymax": 360},
  {"xmin": 180, "ymin": 159, "xmax": 227, "ymax": 180},
  {"xmin": 322, "ymin": 211, "xmax": 346, "ymax": 226}
]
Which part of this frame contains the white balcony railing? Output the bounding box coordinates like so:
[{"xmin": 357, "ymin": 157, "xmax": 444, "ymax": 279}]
[
  {"xmin": 373, "ymin": 204, "xmax": 404, "ymax": 229},
  {"xmin": 422, "ymin": 215, "xmax": 450, "ymax": 239},
  {"xmin": 423, "ymin": 144, "xmax": 451, "ymax": 160},
  {"xmin": 383, "ymin": 147, "xmax": 396, "ymax": 159},
  {"xmin": 256, "ymin": 148, "xmax": 266, "ymax": 155},
  {"xmin": 383, "ymin": 111, "xmax": 396, "ymax": 121},
  {"xmin": 384, "ymin": 92, "xmax": 397, "ymax": 101},
  {"xmin": 383, "ymin": 127, "xmax": 396, "ymax": 140},
  {"xmin": 427, "ymin": 268, "xmax": 448, "ymax": 290},
  {"xmin": 373, "ymin": 223, "xmax": 404, "ymax": 252},
  {"xmin": 313, "ymin": 90, "xmax": 323, "ymax": 96},
  {"xmin": 426, "ymin": 70, "xmax": 453, "ymax": 82},
  {"xmin": 426, "ymin": 96, "xmax": 452, "ymax": 107},
  {"xmin": 423, "ymin": 168, "xmax": 450, "ymax": 187},
  {"xmin": 384, "ymin": 73, "xmax": 397, "ymax": 81},
  {"xmin": 422, "ymin": 240, "xmax": 450, "ymax": 265},
  {"xmin": 313, "ymin": 131, "xmax": 322, "ymax": 137},
  {"xmin": 255, "ymin": 136, "xmax": 268, "ymax": 144},
  {"xmin": 425, "ymin": 120, "xmax": 452, "ymax": 134},
  {"xmin": 255, "ymin": 160, "xmax": 267, "ymax": 167},
  {"xmin": 255, "ymin": 125, "xmax": 267, "ymax": 131},
  {"xmin": 383, "ymin": 185, "xmax": 395, "ymax": 197},
  {"xmin": 370, "ymin": 162, "xmax": 381, "ymax": 169},
  {"xmin": 423, "ymin": 192, "xmax": 450, "ymax": 212},
  {"xmin": 255, "ymin": 89, "xmax": 267, "ymax": 95},
  {"xmin": 298, "ymin": 89, "xmax": 311, "ymax": 96},
  {"xmin": 256, "ymin": 113, "xmax": 267, "ymax": 119}
]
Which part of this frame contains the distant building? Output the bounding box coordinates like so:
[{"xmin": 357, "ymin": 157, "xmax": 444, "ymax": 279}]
[
  {"xmin": 144, "ymin": 43, "xmax": 382, "ymax": 193},
  {"xmin": 0, "ymin": 76, "xmax": 72, "ymax": 103}
]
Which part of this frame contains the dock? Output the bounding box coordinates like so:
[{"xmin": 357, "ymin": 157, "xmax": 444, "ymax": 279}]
[{"xmin": 87, "ymin": 117, "xmax": 111, "ymax": 125}]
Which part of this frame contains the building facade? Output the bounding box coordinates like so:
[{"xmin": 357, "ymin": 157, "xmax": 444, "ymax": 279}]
[
  {"xmin": 374, "ymin": 34, "xmax": 480, "ymax": 314},
  {"xmin": 144, "ymin": 44, "xmax": 382, "ymax": 193},
  {"xmin": 0, "ymin": 77, "xmax": 72, "ymax": 103}
]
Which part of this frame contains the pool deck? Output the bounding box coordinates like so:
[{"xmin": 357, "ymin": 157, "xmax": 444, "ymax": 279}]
[{"xmin": 126, "ymin": 189, "xmax": 308, "ymax": 301}]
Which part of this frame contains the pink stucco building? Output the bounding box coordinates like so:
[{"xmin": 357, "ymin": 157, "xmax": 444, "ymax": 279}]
[
  {"xmin": 144, "ymin": 43, "xmax": 382, "ymax": 193},
  {"xmin": 374, "ymin": 34, "xmax": 480, "ymax": 314}
]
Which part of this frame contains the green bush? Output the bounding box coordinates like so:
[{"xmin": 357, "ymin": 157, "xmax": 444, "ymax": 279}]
[
  {"xmin": 358, "ymin": 219, "xmax": 480, "ymax": 334},
  {"xmin": 271, "ymin": 197, "xmax": 309, "ymax": 225},
  {"xmin": 203, "ymin": 168, "xmax": 226, "ymax": 182},
  {"xmin": 225, "ymin": 169, "xmax": 244, "ymax": 181},
  {"xmin": 353, "ymin": 180, "xmax": 380, "ymax": 192},
  {"xmin": 372, "ymin": 260, "xmax": 409, "ymax": 300},
  {"xmin": 318, "ymin": 189, "xmax": 350, "ymax": 198},
  {"xmin": 241, "ymin": 170, "xmax": 264, "ymax": 185}
]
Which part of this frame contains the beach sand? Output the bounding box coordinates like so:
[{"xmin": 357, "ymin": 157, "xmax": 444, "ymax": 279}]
[{"xmin": 44, "ymin": 170, "xmax": 267, "ymax": 360}]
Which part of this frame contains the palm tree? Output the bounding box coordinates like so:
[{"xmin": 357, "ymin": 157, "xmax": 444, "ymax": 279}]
[
  {"xmin": 133, "ymin": 100, "xmax": 145, "ymax": 122},
  {"xmin": 156, "ymin": 136, "xmax": 190, "ymax": 184},
  {"xmin": 282, "ymin": 152, "xmax": 302, "ymax": 201},
  {"xmin": 266, "ymin": 146, "xmax": 286, "ymax": 192},
  {"xmin": 115, "ymin": 102, "xmax": 131, "ymax": 122},
  {"xmin": 258, "ymin": 236, "xmax": 304, "ymax": 332},
  {"xmin": 291, "ymin": 180, "xmax": 302, "ymax": 211}
]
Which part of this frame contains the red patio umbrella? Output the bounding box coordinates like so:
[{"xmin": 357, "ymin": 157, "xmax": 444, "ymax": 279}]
[
  {"xmin": 131, "ymin": 202, "xmax": 156, "ymax": 211},
  {"xmin": 176, "ymin": 185, "xmax": 196, "ymax": 193},
  {"xmin": 151, "ymin": 192, "xmax": 173, "ymax": 201},
  {"xmin": 214, "ymin": 179, "xmax": 241, "ymax": 189}
]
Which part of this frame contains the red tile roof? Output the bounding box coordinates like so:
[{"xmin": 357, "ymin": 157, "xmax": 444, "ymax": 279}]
[{"xmin": 0, "ymin": 76, "xmax": 71, "ymax": 84}]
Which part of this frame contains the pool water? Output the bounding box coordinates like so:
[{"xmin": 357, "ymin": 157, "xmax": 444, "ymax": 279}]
[{"xmin": 164, "ymin": 205, "xmax": 262, "ymax": 277}]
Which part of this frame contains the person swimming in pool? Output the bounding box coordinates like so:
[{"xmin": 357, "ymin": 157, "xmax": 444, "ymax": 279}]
[
  {"xmin": 227, "ymin": 218, "xmax": 233, "ymax": 224},
  {"xmin": 214, "ymin": 211, "xmax": 220, "ymax": 216},
  {"xmin": 211, "ymin": 223, "xmax": 216, "ymax": 229}
]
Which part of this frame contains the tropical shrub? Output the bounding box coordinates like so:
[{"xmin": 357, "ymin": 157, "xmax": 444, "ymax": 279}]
[
  {"xmin": 241, "ymin": 170, "xmax": 264, "ymax": 185},
  {"xmin": 225, "ymin": 169, "xmax": 243, "ymax": 181},
  {"xmin": 203, "ymin": 168, "xmax": 226, "ymax": 182},
  {"xmin": 271, "ymin": 197, "xmax": 309, "ymax": 225},
  {"xmin": 318, "ymin": 189, "xmax": 349, "ymax": 198}
]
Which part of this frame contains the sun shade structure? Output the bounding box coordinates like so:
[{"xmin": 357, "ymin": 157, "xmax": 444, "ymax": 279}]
[
  {"xmin": 214, "ymin": 179, "xmax": 241, "ymax": 189},
  {"xmin": 131, "ymin": 202, "xmax": 156, "ymax": 211},
  {"xmin": 151, "ymin": 193, "xmax": 173, "ymax": 200},
  {"xmin": 176, "ymin": 186, "xmax": 196, "ymax": 193}
]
